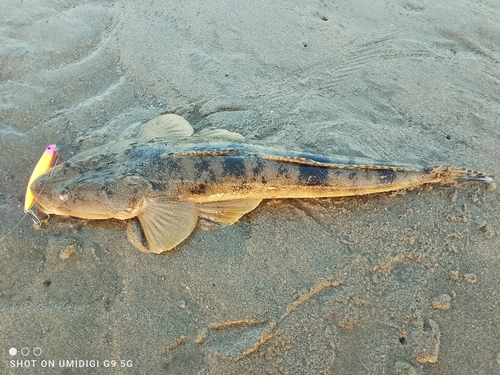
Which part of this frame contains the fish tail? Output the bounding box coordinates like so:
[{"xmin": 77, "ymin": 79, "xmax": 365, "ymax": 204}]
[{"xmin": 428, "ymin": 165, "xmax": 493, "ymax": 183}]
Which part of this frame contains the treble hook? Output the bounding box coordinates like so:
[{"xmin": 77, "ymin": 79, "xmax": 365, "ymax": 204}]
[{"xmin": 24, "ymin": 209, "xmax": 42, "ymax": 225}]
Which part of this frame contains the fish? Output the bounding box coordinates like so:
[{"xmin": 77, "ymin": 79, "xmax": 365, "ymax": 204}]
[{"xmin": 31, "ymin": 114, "xmax": 493, "ymax": 254}]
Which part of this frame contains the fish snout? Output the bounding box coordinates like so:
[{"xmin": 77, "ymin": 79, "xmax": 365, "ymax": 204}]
[{"xmin": 30, "ymin": 172, "xmax": 68, "ymax": 208}]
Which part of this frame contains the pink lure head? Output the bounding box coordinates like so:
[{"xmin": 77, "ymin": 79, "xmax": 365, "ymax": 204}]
[{"xmin": 45, "ymin": 144, "xmax": 57, "ymax": 153}]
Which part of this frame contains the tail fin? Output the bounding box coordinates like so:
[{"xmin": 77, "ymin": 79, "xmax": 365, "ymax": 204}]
[
  {"xmin": 429, "ymin": 165, "xmax": 493, "ymax": 183},
  {"xmin": 458, "ymin": 173, "xmax": 493, "ymax": 183}
]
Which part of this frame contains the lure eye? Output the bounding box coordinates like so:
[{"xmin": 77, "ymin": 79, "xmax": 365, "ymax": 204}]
[{"xmin": 58, "ymin": 189, "xmax": 69, "ymax": 202}]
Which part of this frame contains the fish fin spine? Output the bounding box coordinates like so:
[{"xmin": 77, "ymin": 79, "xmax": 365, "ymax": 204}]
[{"xmin": 259, "ymin": 154, "xmax": 420, "ymax": 172}]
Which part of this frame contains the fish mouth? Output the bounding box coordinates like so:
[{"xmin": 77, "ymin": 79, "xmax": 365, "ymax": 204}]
[
  {"xmin": 36, "ymin": 203, "xmax": 73, "ymax": 216},
  {"xmin": 32, "ymin": 191, "xmax": 115, "ymax": 219}
]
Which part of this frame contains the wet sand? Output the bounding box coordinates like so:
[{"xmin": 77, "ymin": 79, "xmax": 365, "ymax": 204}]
[{"xmin": 1, "ymin": 0, "xmax": 499, "ymax": 374}]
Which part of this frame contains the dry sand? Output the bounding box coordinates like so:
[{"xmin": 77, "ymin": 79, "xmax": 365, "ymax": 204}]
[{"xmin": 1, "ymin": 0, "xmax": 499, "ymax": 374}]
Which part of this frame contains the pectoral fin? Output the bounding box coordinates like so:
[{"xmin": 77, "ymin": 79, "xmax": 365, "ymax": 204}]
[
  {"xmin": 197, "ymin": 199, "xmax": 262, "ymax": 226},
  {"xmin": 136, "ymin": 198, "xmax": 198, "ymax": 253},
  {"xmin": 140, "ymin": 114, "xmax": 194, "ymax": 139},
  {"xmin": 126, "ymin": 218, "xmax": 150, "ymax": 253}
]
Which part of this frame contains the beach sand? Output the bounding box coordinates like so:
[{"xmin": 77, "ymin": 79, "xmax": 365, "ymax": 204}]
[{"xmin": 1, "ymin": 0, "xmax": 499, "ymax": 373}]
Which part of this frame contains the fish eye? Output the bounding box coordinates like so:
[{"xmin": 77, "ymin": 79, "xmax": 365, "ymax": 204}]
[{"xmin": 58, "ymin": 188, "xmax": 69, "ymax": 202}]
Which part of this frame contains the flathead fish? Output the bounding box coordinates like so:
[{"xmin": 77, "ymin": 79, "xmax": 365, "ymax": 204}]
[{"xmin": 31, "ymin": 114, "xmax": 493, "ymax": 254}]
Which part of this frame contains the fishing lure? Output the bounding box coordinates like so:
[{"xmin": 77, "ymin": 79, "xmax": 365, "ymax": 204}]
[{"xmin": 24, "ymin": 144, "xmax": 58, "ymax": 223}]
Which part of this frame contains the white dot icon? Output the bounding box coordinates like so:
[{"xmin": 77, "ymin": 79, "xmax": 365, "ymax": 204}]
[{"xmin": 9, "ymin": 348, "xmax": 17, "ymax": 356}]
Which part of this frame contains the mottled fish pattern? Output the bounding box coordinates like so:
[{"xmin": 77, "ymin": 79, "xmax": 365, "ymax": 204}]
[{"xmin": 31, "ymin": 114, "xmax": 493, "ymax": 254}]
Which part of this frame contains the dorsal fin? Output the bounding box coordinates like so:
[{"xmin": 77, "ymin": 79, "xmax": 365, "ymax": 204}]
[
  {"xmin": 200, "ymin": 129, "xmax": 244, "ymax": 140},
  {"xmin": 259, "ymin": 154, "xmax": 421, "ymax": 172},
  {"xmin": 140, "ymin": 114, "xmax": 194, "ymax": 139}
]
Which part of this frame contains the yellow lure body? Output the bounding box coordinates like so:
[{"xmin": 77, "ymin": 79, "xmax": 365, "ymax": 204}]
[{"xmin": 24, "ymin": 144, "xmax": 57, "ymax": 212}]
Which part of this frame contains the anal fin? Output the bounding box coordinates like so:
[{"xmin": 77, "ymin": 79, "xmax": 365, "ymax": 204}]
[{"xmin": 197, "ymin": 199, "xmax": 262, "ymax": 227}]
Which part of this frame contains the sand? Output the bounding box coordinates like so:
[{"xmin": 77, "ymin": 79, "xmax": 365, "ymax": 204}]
[{"xmin": 1, "ymin": 0, "xmax": 499, "ymax": 374}]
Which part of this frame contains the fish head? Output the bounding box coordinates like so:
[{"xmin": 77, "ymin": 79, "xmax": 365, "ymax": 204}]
[{"xmin": 31, "ymin": 153, "xmax": 151, "ymax": 220}]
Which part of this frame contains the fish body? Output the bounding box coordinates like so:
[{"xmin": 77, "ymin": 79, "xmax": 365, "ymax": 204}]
[{"xmin": 31, "ymin": 115, "xmax": 492, "ymax": 253}]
